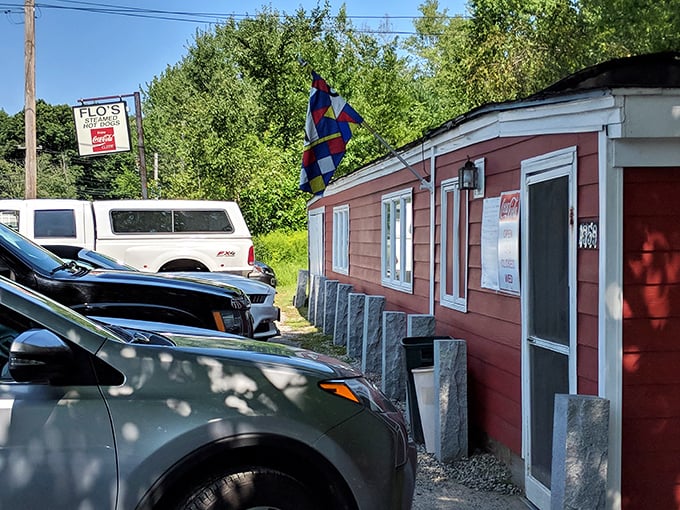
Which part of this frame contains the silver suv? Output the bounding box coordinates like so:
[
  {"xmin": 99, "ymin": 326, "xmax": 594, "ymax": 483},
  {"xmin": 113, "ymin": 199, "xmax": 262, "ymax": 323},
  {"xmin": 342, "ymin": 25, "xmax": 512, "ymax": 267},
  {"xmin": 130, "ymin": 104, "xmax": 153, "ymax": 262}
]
[{"xmin": 0, "ymin": 276, "xmax": 416, "ymax": 510}]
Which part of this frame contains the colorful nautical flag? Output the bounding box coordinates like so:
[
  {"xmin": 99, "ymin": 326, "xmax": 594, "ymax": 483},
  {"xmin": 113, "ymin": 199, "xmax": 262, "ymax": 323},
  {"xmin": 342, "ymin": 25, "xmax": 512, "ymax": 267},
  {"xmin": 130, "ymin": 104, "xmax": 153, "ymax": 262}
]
[{"xmin": 299, "ymin": 72, "xmax": 363, "ymax": 195}]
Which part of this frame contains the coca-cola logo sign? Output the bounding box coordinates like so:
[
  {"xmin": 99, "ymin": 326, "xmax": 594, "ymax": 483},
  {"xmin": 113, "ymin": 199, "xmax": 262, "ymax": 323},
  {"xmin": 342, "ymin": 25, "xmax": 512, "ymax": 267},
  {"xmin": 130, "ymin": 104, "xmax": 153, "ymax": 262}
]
[
  {"xmin": 72, "ymin": 100, "xmax": 130, "ymax": 156},
  {"xmin": 91, "ymin": 127, "xmax": 116, "ymax": 152}
]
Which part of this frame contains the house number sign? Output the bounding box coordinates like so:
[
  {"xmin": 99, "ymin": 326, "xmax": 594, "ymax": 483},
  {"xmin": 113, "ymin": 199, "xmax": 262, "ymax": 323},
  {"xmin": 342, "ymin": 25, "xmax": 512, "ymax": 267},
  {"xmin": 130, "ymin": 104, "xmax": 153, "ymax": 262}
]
[{"xmin": 578, "ymin": 222, "xmax": 598, "ymax": 249}]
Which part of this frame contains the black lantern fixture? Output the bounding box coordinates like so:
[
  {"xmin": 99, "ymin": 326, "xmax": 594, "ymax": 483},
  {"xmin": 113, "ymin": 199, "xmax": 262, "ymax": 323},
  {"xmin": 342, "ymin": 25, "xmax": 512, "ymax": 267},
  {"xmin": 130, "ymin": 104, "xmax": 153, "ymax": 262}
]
[{"xmin": 458, "ymin": 158, "xmax": 478, "ymax": 191}]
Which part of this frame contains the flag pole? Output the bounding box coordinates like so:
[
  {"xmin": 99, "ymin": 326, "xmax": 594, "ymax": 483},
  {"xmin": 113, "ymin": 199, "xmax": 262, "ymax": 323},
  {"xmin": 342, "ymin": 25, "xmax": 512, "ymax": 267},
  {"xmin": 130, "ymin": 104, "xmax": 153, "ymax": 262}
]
[
  {"xmin": 359, "ymin": 120, "xmax": 433, "ymax": 192},
  {"xmin": 298, "ymin": 58, "xmax": 433, "ymax": 193}
]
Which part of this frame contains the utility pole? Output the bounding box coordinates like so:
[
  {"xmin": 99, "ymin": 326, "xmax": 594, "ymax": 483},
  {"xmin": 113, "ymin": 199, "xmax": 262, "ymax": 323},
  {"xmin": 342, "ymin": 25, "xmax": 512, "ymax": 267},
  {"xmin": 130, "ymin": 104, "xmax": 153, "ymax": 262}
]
[
  {"xmin": 134, "ymin": 91, "xmax": 148, "ymax": 199},
  {"xmin": 24, "ymin": 0, "xmax": 37, "ymax": 198}
]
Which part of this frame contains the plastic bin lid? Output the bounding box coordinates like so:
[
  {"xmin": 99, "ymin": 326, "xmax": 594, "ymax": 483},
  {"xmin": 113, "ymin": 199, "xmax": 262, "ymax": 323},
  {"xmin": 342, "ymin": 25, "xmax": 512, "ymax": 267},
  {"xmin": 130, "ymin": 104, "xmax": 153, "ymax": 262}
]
[{"xmin": 400, "ymin": 335, "xmax": 451, "ymax": 346}]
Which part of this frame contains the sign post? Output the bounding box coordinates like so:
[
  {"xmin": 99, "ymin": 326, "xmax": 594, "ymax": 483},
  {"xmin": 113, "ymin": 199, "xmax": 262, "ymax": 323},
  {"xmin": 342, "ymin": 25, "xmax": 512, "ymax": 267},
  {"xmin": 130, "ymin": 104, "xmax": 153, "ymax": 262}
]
[
  {"xmin": 73, "ymin": 93, "xmax": 148, "ymax": 199},
  {"xmin": 72, "ymin": 101, "xmax": 131, "ymax": 156}
]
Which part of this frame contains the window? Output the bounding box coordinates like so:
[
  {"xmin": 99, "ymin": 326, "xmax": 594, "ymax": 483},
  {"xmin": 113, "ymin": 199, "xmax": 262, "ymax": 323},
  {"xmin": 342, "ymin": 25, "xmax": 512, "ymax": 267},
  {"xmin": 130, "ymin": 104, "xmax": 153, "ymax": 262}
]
[
  {"xmin": 34, "ymin": 210, "xmax": 77, "ymax": 238},
  {"xmin": 0, "ymin": 210, "xmax": 19, "ymax": 231},
  {"xmin": 110, "ymin": 209, "xmax": 233, "ymax": 234},
  {"xmin": 332, "ymin": 205, "xmax": 349, "ymax": 274},
  {"xmin": 381, "ymin": 189, "xmax": 413, "ymax": 292},
  {"xmin": 440, "ymin": 178, "xmax": 468, "ymax": 311}
]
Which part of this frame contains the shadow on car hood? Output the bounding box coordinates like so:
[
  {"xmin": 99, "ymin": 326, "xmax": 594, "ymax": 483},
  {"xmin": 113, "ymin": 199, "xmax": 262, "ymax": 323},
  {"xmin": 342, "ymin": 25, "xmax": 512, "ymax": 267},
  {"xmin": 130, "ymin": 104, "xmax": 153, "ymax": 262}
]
[{"xmin": 165, "ymin": 333, "xmax": 360, "ymax": 378}]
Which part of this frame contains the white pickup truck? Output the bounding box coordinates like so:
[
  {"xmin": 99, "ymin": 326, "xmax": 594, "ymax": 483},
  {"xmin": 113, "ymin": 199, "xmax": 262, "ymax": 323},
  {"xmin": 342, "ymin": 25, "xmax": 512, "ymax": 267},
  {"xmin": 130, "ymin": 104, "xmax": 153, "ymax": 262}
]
[{"xmin": 0, "ymin": 199, "xmax": 254, "ymax": 275}]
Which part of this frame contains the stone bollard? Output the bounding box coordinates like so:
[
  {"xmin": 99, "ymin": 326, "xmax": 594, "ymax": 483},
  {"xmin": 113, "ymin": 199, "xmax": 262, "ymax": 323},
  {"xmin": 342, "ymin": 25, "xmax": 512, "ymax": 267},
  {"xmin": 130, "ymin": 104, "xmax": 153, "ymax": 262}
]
[
  {"xmin": 323, "ymin": 280, "xmax": 339, "ymax": 336},
  {"xmin": 407, "ymin": 314, "xmax": 435, "ymax": 337},
  {"xmin": 346, "ymin": 293, "xmax": 366, "ymax": 360},
  {"xmin": 434, "ymin": 338, "xmax": 468, "ymax": 462},
  {"xmin": 307, "ymin": 274, "xmax": 317, "ymax": 322},
  {"xmin": 551, "ymin": 394, "xmax": 609, "ymax": 510},
  {"xmin": 362, "ymin": 295, "xmax": 385, "ymax": 377},
  {"xmin": 294, "ymin": 269, "xmax": 308, "ymax": 309},
  {"xmin": 312, "ymin": 275, "xmax": 326, "ymax": 327},
  {"xmin": 382, "ymin": 311, "xmax": 407, "ymax": 400},
  {"xmin": 333, "ymin": 284, "xmax": 353, "ymax": 347}
]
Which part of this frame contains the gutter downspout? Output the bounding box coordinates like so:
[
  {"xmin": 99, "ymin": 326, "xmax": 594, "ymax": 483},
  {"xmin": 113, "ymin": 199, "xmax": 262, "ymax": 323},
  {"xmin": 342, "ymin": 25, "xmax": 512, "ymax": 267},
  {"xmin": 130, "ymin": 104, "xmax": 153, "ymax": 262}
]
[{"xmin": 429, "ymin": 146, "xmax": 437, "ymax": 316}]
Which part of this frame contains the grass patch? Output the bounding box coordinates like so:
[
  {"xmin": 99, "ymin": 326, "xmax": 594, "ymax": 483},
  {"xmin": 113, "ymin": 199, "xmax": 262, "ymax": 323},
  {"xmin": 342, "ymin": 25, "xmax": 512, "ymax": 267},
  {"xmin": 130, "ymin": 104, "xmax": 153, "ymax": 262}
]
[{"xmin": 275, "ymin": 282, "xmax": 348, "ymax": 359}]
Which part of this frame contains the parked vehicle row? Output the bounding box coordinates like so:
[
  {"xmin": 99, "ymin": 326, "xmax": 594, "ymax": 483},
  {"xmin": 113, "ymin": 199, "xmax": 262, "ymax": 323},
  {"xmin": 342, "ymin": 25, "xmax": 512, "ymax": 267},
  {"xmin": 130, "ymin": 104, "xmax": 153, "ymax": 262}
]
[
  {"xmin": 0, "ymin": 274, "xmax": 417, "ymax": 509},
  {"xmin": 0, "ymin": 222, "xmax": 254, "ymax": 337},
  {"xmin": 0, "ymin": 198, "xmax": 255, "ymax": 275},
  {"xmin": 0, "ymin": 207, "xmax": 417, "ymax": 509},
  {"xmin": 43, "ymin": 244, "xmax": 280, "ymax": 340}
]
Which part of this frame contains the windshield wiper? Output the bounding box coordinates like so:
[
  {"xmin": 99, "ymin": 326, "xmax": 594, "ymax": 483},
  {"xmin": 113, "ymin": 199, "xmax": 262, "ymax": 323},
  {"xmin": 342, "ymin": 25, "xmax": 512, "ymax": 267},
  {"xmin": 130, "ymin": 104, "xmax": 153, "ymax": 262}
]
[
  {"xmin": 50, "ymin": 260, "xmax": 90, "ymax": 276},
  {"xmin": 50, "ymin": 260, "xmax": 77, "ymax": 275}
]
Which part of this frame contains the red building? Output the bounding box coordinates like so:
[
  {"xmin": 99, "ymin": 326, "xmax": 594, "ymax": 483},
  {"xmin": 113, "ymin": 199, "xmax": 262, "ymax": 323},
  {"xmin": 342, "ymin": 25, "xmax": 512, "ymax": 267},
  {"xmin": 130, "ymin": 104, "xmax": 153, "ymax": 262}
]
[{"xmin": 306, "ymin": 52, "xmax": 680, "ymax": 510}]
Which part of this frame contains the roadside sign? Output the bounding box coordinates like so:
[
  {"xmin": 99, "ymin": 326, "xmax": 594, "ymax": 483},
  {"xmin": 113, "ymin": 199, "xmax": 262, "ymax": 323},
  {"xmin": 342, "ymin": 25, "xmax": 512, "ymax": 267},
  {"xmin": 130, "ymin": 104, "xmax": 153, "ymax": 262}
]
[{"xmin": 72, "ymin": 101, "xmax": 132, "ymax": 156}]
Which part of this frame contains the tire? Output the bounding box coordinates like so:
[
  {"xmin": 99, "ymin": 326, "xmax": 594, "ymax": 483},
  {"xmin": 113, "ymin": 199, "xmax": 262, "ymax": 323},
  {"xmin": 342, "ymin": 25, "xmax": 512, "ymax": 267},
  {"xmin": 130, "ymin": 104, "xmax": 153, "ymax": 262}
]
[{"xmin": 179, "ymin": 467, "xmax": 319, "ymax": 510}]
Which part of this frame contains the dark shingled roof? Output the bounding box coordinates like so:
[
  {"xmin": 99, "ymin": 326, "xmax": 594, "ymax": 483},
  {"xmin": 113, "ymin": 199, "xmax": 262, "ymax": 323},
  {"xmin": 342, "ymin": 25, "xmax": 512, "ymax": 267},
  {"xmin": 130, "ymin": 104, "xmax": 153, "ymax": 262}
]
[{"xmin": 530, "ymin": 51, "xmax": 680, "ymax": 98}]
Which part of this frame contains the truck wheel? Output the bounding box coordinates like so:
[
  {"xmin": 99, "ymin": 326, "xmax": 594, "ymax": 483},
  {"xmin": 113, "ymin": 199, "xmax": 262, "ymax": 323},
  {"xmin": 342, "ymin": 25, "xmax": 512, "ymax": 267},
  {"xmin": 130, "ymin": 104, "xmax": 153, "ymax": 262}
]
[{"xmin": 179, "ymin": 467, "xmax": 318, "ymax": 510}]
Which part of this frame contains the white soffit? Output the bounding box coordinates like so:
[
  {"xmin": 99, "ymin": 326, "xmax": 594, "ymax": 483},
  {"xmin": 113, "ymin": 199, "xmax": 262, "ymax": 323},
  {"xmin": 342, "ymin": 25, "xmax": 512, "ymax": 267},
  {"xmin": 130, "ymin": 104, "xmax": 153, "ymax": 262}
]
[{"xmin": 323, "ymin": 91, "xmax": 633, "ymax": 197}]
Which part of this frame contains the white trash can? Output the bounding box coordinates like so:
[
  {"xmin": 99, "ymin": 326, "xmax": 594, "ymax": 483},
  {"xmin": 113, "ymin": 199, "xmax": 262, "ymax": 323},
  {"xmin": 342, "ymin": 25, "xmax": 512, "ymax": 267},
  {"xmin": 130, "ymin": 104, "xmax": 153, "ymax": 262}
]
[{"xmin": 411, "ymin": 366, "xmax": 436, "ymax": 453}]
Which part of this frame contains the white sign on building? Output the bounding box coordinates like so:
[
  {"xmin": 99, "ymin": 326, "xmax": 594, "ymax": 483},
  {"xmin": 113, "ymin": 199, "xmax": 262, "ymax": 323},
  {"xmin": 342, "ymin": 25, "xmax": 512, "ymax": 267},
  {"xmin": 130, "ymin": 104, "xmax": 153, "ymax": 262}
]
[
  {"xmin": 497, "ymin": 190, "xmax": 521, "ymax": 294},
  {"xmin": 72, "ymin": 101, "xmax": 131, "ymax": 156}
]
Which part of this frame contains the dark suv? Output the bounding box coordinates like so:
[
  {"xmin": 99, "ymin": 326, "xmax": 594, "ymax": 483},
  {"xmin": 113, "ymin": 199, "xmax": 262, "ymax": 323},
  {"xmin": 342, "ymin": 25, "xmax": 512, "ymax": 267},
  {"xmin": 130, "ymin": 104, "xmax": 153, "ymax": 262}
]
[{"xmin": 0, "ymin": 222, "xmax": 253, "ymax": 337}]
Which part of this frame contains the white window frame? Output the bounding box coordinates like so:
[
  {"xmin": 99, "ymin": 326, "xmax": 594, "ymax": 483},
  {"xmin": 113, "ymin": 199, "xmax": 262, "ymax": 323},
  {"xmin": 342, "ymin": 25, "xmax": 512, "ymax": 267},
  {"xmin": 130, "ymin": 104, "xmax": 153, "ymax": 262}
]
[
  {"xmin": 440, "ymin": 178, "xmax": 468, "ymax": 312},
  {"xmin": 381, "ymin": 188, "xmax": 413, "ymax": 293},
  {"xmin": 332, "ymin": 205, "xmax": 349, "ymax": 274}
]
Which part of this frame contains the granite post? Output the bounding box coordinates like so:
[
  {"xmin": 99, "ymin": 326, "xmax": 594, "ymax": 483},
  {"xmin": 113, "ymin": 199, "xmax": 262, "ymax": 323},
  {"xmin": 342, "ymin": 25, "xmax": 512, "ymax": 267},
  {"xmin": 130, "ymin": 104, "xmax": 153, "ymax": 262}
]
[
  {"xmin": 333, "ymin": 284, "xmax": 353, "ymax": 347},
  {"xmin": 361, "ymin": 295, "xmax": 385, "ymax": 376},
  {"xmin": 307, "ymin": 274, "xmax": 317, "ymax": 322},
  {"xmin": 323, "ymin": 280, "xmax": 339, "ymax": 336},
  {"xmin": 346, "ymin": 293, "xmax": 366, "ymax": 360},
  {"xmin": 434, "ymin": 338, "xmax": 468, "ymax": 462},
  {"xmin": 551, "ymin": 395, "xmax": 609, "ymax": 510},
  {"xmin": 407, "ymin": 314, "xmax": 436, "ymax": 337},
  {"xmin": 313, "ymin": 275, "xmax": 326, "ymax": 327},
  {"xmin": 294, "ymin": 269, "xmax": 308, "ymax": 309},
  {"xmin": 382, "ymin": 311, "xmax": 407, "ymax": 400}
]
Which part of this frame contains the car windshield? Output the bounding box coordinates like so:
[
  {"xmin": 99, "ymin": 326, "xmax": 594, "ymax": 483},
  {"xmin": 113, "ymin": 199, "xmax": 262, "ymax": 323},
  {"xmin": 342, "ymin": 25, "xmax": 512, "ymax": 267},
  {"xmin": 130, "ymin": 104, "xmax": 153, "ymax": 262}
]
[
  {"xmin": 0, "ymin": 223, "xmax": 72, "ymax": 274},
  {"xmin": 80, "ymin": 249, "xmax": 136, "ymax": 270}
]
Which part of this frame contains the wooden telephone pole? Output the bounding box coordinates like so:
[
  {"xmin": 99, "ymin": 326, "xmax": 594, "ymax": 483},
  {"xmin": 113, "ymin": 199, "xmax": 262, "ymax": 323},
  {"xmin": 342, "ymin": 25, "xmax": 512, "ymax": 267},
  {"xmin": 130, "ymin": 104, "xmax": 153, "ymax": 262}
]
[{"xmin": 24, "ymin": 0, "xmax": 37, "ymax": 199}]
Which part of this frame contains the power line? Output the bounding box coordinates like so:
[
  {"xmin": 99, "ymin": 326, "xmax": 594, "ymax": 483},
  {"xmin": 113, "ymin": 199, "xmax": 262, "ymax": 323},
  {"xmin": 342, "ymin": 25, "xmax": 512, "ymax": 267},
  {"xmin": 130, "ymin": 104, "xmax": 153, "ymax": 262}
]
[{"xmin": 0, "ymin": 1, "xmax": 468, "ymax": 34}]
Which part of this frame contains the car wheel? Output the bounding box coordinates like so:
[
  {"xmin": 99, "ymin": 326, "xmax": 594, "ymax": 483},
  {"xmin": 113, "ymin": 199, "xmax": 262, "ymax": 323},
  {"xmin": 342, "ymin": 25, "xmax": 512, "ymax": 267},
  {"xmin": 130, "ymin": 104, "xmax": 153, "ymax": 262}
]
[{"xmin": 179, "ymin": 467, "xmax": 319, "ymax": 510}]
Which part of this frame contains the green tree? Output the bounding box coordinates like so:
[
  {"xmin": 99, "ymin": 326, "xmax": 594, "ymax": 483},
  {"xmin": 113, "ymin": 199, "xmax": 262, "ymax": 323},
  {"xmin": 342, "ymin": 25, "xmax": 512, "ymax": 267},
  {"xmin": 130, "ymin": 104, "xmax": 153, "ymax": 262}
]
[
  {"xmin": 142, "ymin": 5, "xmax": 425, "ymax": 234},
  {"xmin": 0, "ymin": 101, "xmax": 140, "ymax": 199}
]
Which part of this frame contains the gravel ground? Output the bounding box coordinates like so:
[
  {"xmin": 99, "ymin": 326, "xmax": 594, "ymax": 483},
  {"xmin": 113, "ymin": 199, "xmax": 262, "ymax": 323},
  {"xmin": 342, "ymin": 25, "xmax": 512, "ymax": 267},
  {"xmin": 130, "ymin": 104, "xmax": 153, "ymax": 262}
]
[
  {"xmin": 275, "ymin": 313, "xmax": 530, "ymax": 509},
  {"xmin": 412, "ymin": 445, "xmax": 528, "ymax": 509}
]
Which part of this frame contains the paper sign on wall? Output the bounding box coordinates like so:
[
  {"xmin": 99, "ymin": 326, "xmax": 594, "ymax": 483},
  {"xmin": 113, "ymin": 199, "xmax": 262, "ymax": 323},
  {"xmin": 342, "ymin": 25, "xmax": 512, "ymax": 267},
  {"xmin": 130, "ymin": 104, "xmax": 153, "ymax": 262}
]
[
  {"xmin": 497, "ymin": 191, "xmax": 520, "ymax": 294},
  {"xmin": 481, "ymin": 197, "xmax": 501, "ymax": 291}
]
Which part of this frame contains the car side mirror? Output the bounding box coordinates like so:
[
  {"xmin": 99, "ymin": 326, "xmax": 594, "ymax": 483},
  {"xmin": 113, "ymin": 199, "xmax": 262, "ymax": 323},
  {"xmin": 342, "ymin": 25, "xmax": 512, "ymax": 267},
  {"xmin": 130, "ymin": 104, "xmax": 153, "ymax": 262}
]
[{"xmin": 9, "ymin": 329, "xmax": 74, "ymax": 383}]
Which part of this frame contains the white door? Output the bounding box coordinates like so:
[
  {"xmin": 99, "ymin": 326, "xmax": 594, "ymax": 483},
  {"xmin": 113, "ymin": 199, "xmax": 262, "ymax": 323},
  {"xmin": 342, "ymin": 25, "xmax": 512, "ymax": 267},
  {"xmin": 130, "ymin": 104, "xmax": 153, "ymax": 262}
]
[
  {"xmin": 308, "ymin": 207, "xmax": 324, "ymax": 276},
  {"xmin": 521, "ymin": 148, "xmax": 577, "ymax": 509}
]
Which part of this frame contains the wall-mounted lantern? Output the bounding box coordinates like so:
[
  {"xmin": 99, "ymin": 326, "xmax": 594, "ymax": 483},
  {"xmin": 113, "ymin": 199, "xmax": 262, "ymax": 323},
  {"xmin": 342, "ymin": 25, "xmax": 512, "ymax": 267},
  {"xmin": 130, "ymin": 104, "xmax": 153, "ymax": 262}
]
[{"xmin": 458, "ymin": 158, "xmax": 478, "ymax": 191}]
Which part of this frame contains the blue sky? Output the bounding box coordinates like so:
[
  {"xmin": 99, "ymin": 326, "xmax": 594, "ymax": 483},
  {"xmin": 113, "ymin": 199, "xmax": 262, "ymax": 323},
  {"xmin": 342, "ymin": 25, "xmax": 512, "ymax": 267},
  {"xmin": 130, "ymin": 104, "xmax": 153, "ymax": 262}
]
[{"xmin": 0, "ymin": 0, "xmax": 468, "ymax": 115}]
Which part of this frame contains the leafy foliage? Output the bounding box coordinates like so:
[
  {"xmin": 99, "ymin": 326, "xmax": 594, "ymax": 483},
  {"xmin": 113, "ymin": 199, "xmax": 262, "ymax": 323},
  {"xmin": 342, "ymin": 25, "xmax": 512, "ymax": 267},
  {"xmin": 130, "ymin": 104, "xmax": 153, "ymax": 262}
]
[
  {"xmin": 0, "ymin": 100, "xmax": 141, "ymax": 199},
  {"xmin": 1, "ymin": 0, "xmax": 680, "ymax": 232},
  {"xmin": 253, "ymin": 229, "xmax": 307, "ymax": 287}
]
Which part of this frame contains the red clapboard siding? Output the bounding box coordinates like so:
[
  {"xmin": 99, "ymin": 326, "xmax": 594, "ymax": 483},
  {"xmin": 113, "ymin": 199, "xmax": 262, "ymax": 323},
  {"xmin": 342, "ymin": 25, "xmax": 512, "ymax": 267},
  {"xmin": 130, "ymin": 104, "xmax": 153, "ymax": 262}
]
[
  {"xmin": 622, "ymin": 167, "xmax": 680, "ymax": 510},
  {"xmin": 312, "ymin": 131, "xmax": 600, "ymax": 460},
  {"xmin": 577, "ymin": 344, "xmax": 598, "ymax": 387},
  {"xmin": 623, "ymin": 386, "xmax": 680, "ymax": 419},
  {"xmin": 578, "ymin": 249, "xmax": 599, "ymax": 284}
]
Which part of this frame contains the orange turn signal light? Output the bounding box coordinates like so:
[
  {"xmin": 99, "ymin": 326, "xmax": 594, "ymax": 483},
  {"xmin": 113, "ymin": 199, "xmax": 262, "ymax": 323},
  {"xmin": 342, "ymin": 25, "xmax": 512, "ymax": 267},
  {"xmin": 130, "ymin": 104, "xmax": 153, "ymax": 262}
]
[{"xmin": 319, "ymin": 382, "xmax": 360, "ymax": 404}]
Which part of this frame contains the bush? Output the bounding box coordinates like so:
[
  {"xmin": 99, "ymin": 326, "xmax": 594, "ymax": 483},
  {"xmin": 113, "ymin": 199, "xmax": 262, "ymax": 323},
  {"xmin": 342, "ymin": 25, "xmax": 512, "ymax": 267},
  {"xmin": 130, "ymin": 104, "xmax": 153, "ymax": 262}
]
[{"xmin": 253, "ymin": 230, "xmax": 307, "ymax": 287}]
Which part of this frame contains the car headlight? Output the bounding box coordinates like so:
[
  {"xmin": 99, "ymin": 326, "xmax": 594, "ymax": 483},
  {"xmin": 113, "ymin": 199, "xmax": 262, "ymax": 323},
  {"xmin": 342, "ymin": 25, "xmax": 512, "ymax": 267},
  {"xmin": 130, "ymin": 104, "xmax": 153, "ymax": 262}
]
[
  {"xmin": 319, "ymin": 377, "xmax": 409, "ymax": 467},
  {"xmin": 213, "ymin": 310, "xmax": 244, "ymax": 334}
]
